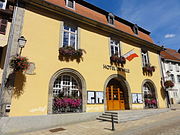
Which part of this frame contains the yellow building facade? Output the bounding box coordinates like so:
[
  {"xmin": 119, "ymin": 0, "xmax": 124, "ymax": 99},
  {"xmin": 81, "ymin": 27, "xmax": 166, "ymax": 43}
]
[{"xmin": 2, "ymin": 0, "xmax": 166, "ymax": 117}]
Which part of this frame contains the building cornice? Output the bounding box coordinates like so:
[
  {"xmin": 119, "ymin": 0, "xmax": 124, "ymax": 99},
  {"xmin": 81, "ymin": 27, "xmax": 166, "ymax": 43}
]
[
  {"xmin": 163, "ymin": 58, "xmax": 180, "ymax": 63},
  {"xmin": 21, "ymin": 0, "xmax": 163, "ymax": 52}
]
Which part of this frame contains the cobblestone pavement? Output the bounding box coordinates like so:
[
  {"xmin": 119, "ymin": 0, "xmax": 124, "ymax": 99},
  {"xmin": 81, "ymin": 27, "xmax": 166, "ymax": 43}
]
[{"xmin": 19, "ymin": 107, "xmax": 180, "ymax": 135}]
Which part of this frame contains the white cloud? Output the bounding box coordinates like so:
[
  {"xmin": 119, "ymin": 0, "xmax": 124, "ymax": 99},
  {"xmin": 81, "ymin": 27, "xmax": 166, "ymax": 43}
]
[{"xmin": 164, "ymin": 34, "xmax": 176, "ymax": 38}]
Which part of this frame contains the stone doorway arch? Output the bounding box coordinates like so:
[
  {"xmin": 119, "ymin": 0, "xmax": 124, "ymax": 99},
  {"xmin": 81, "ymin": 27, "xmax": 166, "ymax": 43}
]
[{"xmin": 104, "ymin": 74, "xmax": 132, "ymax": 111}]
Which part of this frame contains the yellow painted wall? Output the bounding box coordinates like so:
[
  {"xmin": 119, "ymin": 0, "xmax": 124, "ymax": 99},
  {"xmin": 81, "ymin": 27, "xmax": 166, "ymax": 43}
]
[{"xmin": 9, "ymin": 9, "xmax": 166, "ymax": 116}]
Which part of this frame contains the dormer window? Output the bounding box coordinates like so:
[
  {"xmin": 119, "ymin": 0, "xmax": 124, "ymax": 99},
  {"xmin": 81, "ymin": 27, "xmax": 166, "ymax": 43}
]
[
  {"xmin": 108, "ymin": 13, "xmax": 115, "ymax": 25},
  {"xmin": 0, "ymin": 0, "xmax": 7, "ymax": 10},
  {"xmin": 66, "ymin": 0, "xmax": 75, "ymax": 9},
  {"xmin": 133, "ymin": 24, "xmax": 138, "ymax": 35}
]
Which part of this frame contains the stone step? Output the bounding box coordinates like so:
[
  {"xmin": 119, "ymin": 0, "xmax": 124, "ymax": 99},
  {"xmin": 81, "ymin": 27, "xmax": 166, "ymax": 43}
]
[
  {"xmin": 104, "ymin": 111, "xmax": 118, "ymax": 114},
  {"xmin": 97, "ymin": 108, "xmax": 170, "ymax": 123},
  {"xmin": 102, "ymin": 113, "xmax": 118, "ymax": 117}
]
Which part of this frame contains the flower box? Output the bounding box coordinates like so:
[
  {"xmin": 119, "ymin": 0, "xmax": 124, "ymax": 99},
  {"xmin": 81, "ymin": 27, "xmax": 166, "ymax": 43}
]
[
  {"xmin": 110, "ymin": 55, "xmax": 126, "ymax": 65},
  {"xmin": 9, "ymin": 56, "xmax": 30, "ymax": 72},
  {"xmin": 59, "ymin": 46, "xmax": 84, "ymax": 58},
  {"xmin": 145, "ymin": 98, "xmax": 157, "ymax": 108},
  {"xmin": 53, "ymin": 97, "xmax": 82, "ymax": 113},
  {"xmin": 142, "ymin": 64, "xmax": 155, "ymax": 73}
]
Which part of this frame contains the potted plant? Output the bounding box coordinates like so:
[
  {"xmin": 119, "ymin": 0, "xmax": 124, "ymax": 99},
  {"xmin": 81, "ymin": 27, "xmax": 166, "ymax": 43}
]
[
  {"xmin": 59, "ymin": 46, "xmax": 84, "ymax": 58},
  {"xmin": 164, "ymin": 80, "xmax": 174, "ymax": 88},
  {"xmin": 9, "ymin": 56, "xmax": 30, "ymax": 72},
  {"xmin": 142, "ymin": 64, "xmax": 155, "ymax": 73},
  {"xmin": 110, "ymin": 54, "xmax": 126, "ymax": 65}
]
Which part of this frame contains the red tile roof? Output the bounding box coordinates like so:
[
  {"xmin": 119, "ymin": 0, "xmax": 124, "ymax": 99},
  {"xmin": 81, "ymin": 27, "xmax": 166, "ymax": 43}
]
[
  {"xmin": 45, "ymin": 0, "xmax": 154, "ymax": 43},
  {"xmin": 161, "ymin": 48, "xmax": 180, "ymax": 62}
]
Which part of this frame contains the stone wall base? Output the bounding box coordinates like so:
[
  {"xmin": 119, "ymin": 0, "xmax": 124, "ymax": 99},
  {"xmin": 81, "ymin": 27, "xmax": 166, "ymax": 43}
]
[{"xmin": 0, "ymin": 112, "xmax": 102, "ymax": 135}]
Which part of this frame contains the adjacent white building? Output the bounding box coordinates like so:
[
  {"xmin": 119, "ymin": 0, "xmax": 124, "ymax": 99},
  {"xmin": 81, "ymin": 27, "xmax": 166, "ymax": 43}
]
[{"xmin": 161, "ymin": 48, "xmax": 180, "ymax": 104}]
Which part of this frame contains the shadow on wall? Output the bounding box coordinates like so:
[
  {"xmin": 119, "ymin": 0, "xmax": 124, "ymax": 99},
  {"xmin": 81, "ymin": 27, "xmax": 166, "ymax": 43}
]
[
  {"xmin": 13, "ymin": 72, "xmax": 26, "ymax": 99},
  {"xmin": 160, "ymin": 79, "xmax": 166, "ymax": 100},
  {"xmin": 160, "ymin": 87, "xmax": 166, "ymax": 100}
]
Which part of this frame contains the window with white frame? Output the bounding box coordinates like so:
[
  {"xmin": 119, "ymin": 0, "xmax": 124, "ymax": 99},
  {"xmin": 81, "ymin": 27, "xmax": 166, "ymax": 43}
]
[
  {"xmin": 133, "ymin": 24, "xmax": 138, "ymax": 35},
  {"xmin": 177, "ymin": 75, "xmax": 180, "ymax": 83},
  {"xmin": 173, "ymin": 92, "xmax": 178, "ymax": 98},
  {"xmin": 110, "ymin": 39, "xmax": 120, "ymax": 56},
  {"xmin": 66, "ymin": 0, "xmax": 75, "ymax": 9},
  {"xmin": 63, "ymin": 24, "xmax": 78, "ymax": 49},
  {"xmin": 169, "ymin": 62, "xmax": 173, "ymax": 71},
  {"xmin": 0, "ymin": 0, "xmax": 7, "ymax": 10},
  {"xmin": 53, "ymin": 74, "xmax": 81, "ymax": 98},
  {"xmin": 141, "ymin": 49, "xmax": 149, "ymax": 67},
  {"xmin": 175, "ymin": 64, "xmax": 179, "ymax": 72},
  {"xmin": 108, "ymin": 13, "xmax": 115, "ymax": 25},
  {"xmin": 170, "ymin": 74, "xmax": 175, "ymax": 83}
]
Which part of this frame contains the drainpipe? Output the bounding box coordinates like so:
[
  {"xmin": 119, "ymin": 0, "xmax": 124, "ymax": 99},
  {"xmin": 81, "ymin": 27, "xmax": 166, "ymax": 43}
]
[
  {"xmin": 0, "ymin": 1, "xmax": 18, "ymax": 116},
  {"xmin": 159, "ymin": 54, "xmax": 170, "ymax": 108}
]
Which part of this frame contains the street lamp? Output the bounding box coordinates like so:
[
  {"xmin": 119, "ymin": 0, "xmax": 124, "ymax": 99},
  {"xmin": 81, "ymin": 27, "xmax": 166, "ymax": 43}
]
[{"xmin": 18, "ymin": 36, "xmax": 27, "ymax": 55}]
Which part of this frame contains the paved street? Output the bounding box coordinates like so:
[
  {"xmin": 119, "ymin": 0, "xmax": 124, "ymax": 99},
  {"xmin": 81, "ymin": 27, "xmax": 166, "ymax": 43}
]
[{"xmin": 19, "ymin": 107, "xmax": 180, "ymax": 135}]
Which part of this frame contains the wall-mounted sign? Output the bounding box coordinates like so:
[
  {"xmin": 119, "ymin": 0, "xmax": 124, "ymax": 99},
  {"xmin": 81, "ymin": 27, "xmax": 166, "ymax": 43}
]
[
  {"xmin": 132, "ymin": 93, "xmax": 143, "ymax": 104},
  {"xmin": 25, "ymin": 62, "xmax": 36, "ymax": 75},
  {"xmin": 87, "ymin": 91, "xmax": 95, "ymax": 104},
  {"xmin": 103, "ymin": 64, "xmax": 130, "ymax": 73},
  {"xmin": 87, "ymin": 91, "xmax": 104, "ymax": 104}
]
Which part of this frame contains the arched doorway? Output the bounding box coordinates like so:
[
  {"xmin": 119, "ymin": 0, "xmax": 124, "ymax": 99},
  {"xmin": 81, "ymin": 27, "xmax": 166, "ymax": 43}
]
[
  {"xmin": 48, "ymin": 68, "xmax": 86, "ymax": 114},
  {"xmin": 106, "ymin": 77, "xmax": 130, "ymax": 111},
  {"xmin": 142, "ymin": 81, "xmax": 158, "ymax": 109}
]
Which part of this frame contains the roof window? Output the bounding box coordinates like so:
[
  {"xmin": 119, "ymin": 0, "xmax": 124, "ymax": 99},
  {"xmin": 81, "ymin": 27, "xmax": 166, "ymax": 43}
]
[
  {"xmin": 66, "ymin": 0, "xmax": 75, "ymax": 9},
  {"xmin": 133, "ymin": 24, "xmax": 139, "ymax": 35},
  {"xmin": 108, "ymin": 13, "xmax": 115, "ymax": 25}
]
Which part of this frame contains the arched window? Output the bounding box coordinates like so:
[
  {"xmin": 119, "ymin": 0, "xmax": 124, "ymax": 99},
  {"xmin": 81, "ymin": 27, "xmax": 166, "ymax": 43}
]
[
  {"xmin": 143, "ymin": 82, "xmax": 157, "ymax": 109},
  {"xmin": 53, "ymin": 74, "xmax": 81, "ymax": 98}
]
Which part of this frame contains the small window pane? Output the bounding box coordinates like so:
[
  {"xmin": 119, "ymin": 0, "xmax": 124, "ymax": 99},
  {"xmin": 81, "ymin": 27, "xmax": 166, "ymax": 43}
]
[
  {"xmin": 63, "ymin": 32, "xmax": 69, "ymax": 47},
  {"xmin": 111, "ymin": 46, "xmax": 114, "ymax": 55},
  {"xmin": 70, "ymin": 33, "xmax": 75, "ymax": 47},
  {"xmin": 115, "ymin": 47, "xmax": 119, "ymax": 55},
  {"xmin": 0, "ymin": 2, "xmax": 3, "ymax": 9},
  {"xmin": 64, "ymin": 25, "xmax": 69, "ymax": 31},
  {"xmin": 71, "ymin": 27, "xmax": 76, "ymax": 32}
]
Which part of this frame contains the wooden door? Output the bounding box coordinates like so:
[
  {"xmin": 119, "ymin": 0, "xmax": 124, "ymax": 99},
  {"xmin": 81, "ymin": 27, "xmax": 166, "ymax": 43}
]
[{"xmin": 106, "ymin": 86, "xmax": 125, "ymax": 110}]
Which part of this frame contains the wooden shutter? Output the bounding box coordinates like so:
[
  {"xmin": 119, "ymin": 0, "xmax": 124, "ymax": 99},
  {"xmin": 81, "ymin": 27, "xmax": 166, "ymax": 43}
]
[{"xmin": 0, "ymin": 19, "xmax": 8, "ymax": 35}]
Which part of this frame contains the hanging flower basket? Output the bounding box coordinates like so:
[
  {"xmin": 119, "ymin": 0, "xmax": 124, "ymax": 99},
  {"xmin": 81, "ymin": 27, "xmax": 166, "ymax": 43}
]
[
  {"xmin": 9, "ymin": 56, "xmax": 30, "ymax": 72},
  {"xmin": 59, "ymin": 46, "xmax": 84, "ymax": 58},
  {"xmin": 164, "ymin": 80, "xmax": 174, "ymax": 88},
  {"xmin": 110, "ymin": 55, "xmax": 126, "ymax": 65}
]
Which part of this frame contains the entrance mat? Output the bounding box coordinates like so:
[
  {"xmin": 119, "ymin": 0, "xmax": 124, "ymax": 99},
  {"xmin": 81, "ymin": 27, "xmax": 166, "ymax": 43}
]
[{"xmin": 49, "ymin": 127, "xmax": 66, "ymax": 133}]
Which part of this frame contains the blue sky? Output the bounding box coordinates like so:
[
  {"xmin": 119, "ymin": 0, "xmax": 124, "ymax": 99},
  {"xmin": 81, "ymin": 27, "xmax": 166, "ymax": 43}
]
[{"xmin": 85, "ymin": 0, "xmax": 180, "ymax": 51}]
